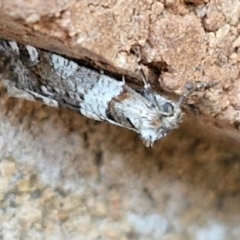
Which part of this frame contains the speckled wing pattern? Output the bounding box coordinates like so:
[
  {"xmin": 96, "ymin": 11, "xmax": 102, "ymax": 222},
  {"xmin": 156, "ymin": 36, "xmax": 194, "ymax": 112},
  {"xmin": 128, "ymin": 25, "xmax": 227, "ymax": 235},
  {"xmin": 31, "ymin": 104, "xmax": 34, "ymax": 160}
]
[{"xmin": 0, "ymin": 40, "xmax": 183, "ymax": 147}]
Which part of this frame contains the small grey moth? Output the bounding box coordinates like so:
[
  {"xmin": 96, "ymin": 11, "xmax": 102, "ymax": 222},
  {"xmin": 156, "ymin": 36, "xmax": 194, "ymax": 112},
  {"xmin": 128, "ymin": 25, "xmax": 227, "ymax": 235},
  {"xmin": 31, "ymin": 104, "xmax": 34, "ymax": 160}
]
[{"xmin": 0, "ymin": 40, "xmax": 185, "ymax": 147}]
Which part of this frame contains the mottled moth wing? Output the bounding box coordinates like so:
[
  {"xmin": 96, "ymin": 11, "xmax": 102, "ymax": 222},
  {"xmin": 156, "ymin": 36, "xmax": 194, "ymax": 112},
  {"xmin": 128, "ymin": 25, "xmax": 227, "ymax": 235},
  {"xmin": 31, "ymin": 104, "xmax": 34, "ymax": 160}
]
[{"xmin": 0, "ymin": 40, "xmax": 183, "ymax": 146}]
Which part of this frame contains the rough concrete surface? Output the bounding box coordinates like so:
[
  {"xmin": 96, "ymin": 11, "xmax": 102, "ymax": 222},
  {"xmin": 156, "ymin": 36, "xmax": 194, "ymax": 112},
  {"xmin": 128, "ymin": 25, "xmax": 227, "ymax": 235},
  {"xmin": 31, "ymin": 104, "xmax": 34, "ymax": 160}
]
[
  {"xmin": 0, "ymin": 0, "xmax": 240, "ymax": 142},
  {"xmin": 1, "ymin": 90, "xmax": 240, "ymax": 240},
  {"xmin": 0, "ymin": 0, "xmax": 240, "ymax": 239}
]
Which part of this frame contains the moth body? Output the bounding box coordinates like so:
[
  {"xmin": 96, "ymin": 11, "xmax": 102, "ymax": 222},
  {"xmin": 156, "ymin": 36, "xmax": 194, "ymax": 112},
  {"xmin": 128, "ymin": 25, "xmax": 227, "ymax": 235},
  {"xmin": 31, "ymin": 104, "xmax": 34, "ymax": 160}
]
[{"xmin": 0, "ymin": 40, "xmax": 182, "ymax": 146}]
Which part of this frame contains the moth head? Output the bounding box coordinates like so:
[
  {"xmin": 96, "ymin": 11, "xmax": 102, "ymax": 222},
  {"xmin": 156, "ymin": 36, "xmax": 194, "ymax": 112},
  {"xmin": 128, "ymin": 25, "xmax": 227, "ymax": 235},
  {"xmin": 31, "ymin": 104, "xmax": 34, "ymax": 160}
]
[
  {"xmin": 140, "ymin": 81, "xmax": 212, "ymax": 147},
  {"xmin": 140, "ymin": 97, "xmax": 183, "ymax": 147},
  {"xmin": 160, "ymin": 101, "xmax": 183, "ymax": 131}
]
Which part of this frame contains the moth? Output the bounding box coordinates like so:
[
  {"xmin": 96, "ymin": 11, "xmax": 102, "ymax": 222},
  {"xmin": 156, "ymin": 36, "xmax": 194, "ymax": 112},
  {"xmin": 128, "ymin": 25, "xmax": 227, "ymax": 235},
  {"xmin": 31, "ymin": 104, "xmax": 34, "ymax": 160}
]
[{"xmin": 0, "ymin": 40, "xmax": 184, "ymax": 147}]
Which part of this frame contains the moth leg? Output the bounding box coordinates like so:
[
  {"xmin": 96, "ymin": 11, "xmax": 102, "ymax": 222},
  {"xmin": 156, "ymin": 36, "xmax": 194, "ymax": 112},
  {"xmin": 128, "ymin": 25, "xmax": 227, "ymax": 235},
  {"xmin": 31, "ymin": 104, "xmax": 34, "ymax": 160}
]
[
  {"xmin": 121, "ymin": 75, "xmax": 126, "ymax": 84},
  {"xmin": 132, "ymin": 45, "xmax": 161, "ymax": 109},
  {"xmin": 133, "ymin": 45, "xmax": 149, "ymax": 88}
]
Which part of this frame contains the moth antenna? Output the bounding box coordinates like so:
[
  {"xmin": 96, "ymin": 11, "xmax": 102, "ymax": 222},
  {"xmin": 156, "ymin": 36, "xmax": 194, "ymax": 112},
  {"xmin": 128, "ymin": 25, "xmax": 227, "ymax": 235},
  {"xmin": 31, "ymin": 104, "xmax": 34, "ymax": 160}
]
[
  {"xmin": 177, "ymin": 81, "xmax": 218, "ymax": 107},
  {"xmin": 177, "ymin": 85, "xmax": 194, "ymax": 107}
]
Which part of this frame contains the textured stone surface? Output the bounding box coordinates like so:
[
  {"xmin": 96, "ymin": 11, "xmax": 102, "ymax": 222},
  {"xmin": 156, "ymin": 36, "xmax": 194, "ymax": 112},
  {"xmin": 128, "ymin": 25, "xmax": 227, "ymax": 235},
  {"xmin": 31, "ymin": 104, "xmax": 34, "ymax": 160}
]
[
  {"xmin": 0, "ymin": 1, "xmax": 240, "ymax": 239},
  {"xmin": 0, "ymin": 90, "xmax": 240, "ymax": 239},
  {"xmin": 0, "ymin": 0, "xmax": 240, "ymax": 136}
]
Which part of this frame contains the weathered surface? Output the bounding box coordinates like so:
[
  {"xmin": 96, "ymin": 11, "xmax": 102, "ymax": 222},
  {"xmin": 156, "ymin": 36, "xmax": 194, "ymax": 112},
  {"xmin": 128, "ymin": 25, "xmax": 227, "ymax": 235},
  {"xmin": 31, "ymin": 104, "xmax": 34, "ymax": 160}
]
[
  {"xmin": 1, "ymin": 91, "xmax": 240, "ymax": 239},
  {"xmin": 0, "ymin": 0, "xmax": 240, "ymax": 140},
  {"xmin": 0, "ymin": 1, "xmax": 240, "ymax": 239}
]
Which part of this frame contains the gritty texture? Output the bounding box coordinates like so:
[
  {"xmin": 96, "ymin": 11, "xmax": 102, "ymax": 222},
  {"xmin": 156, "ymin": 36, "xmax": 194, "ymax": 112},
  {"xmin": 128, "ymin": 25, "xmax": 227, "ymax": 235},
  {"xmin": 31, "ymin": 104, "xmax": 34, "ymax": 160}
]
[
  {"xmin": 0, "ymin": 1, "xmax": 240, "ymax": 239},
  {"xmin": 1, "ymin": 90, "xmax": 240, "ymax": 240},
  {"xmin": 0, "ymin": 0, "xmax": 240, "ymax": 141}
]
